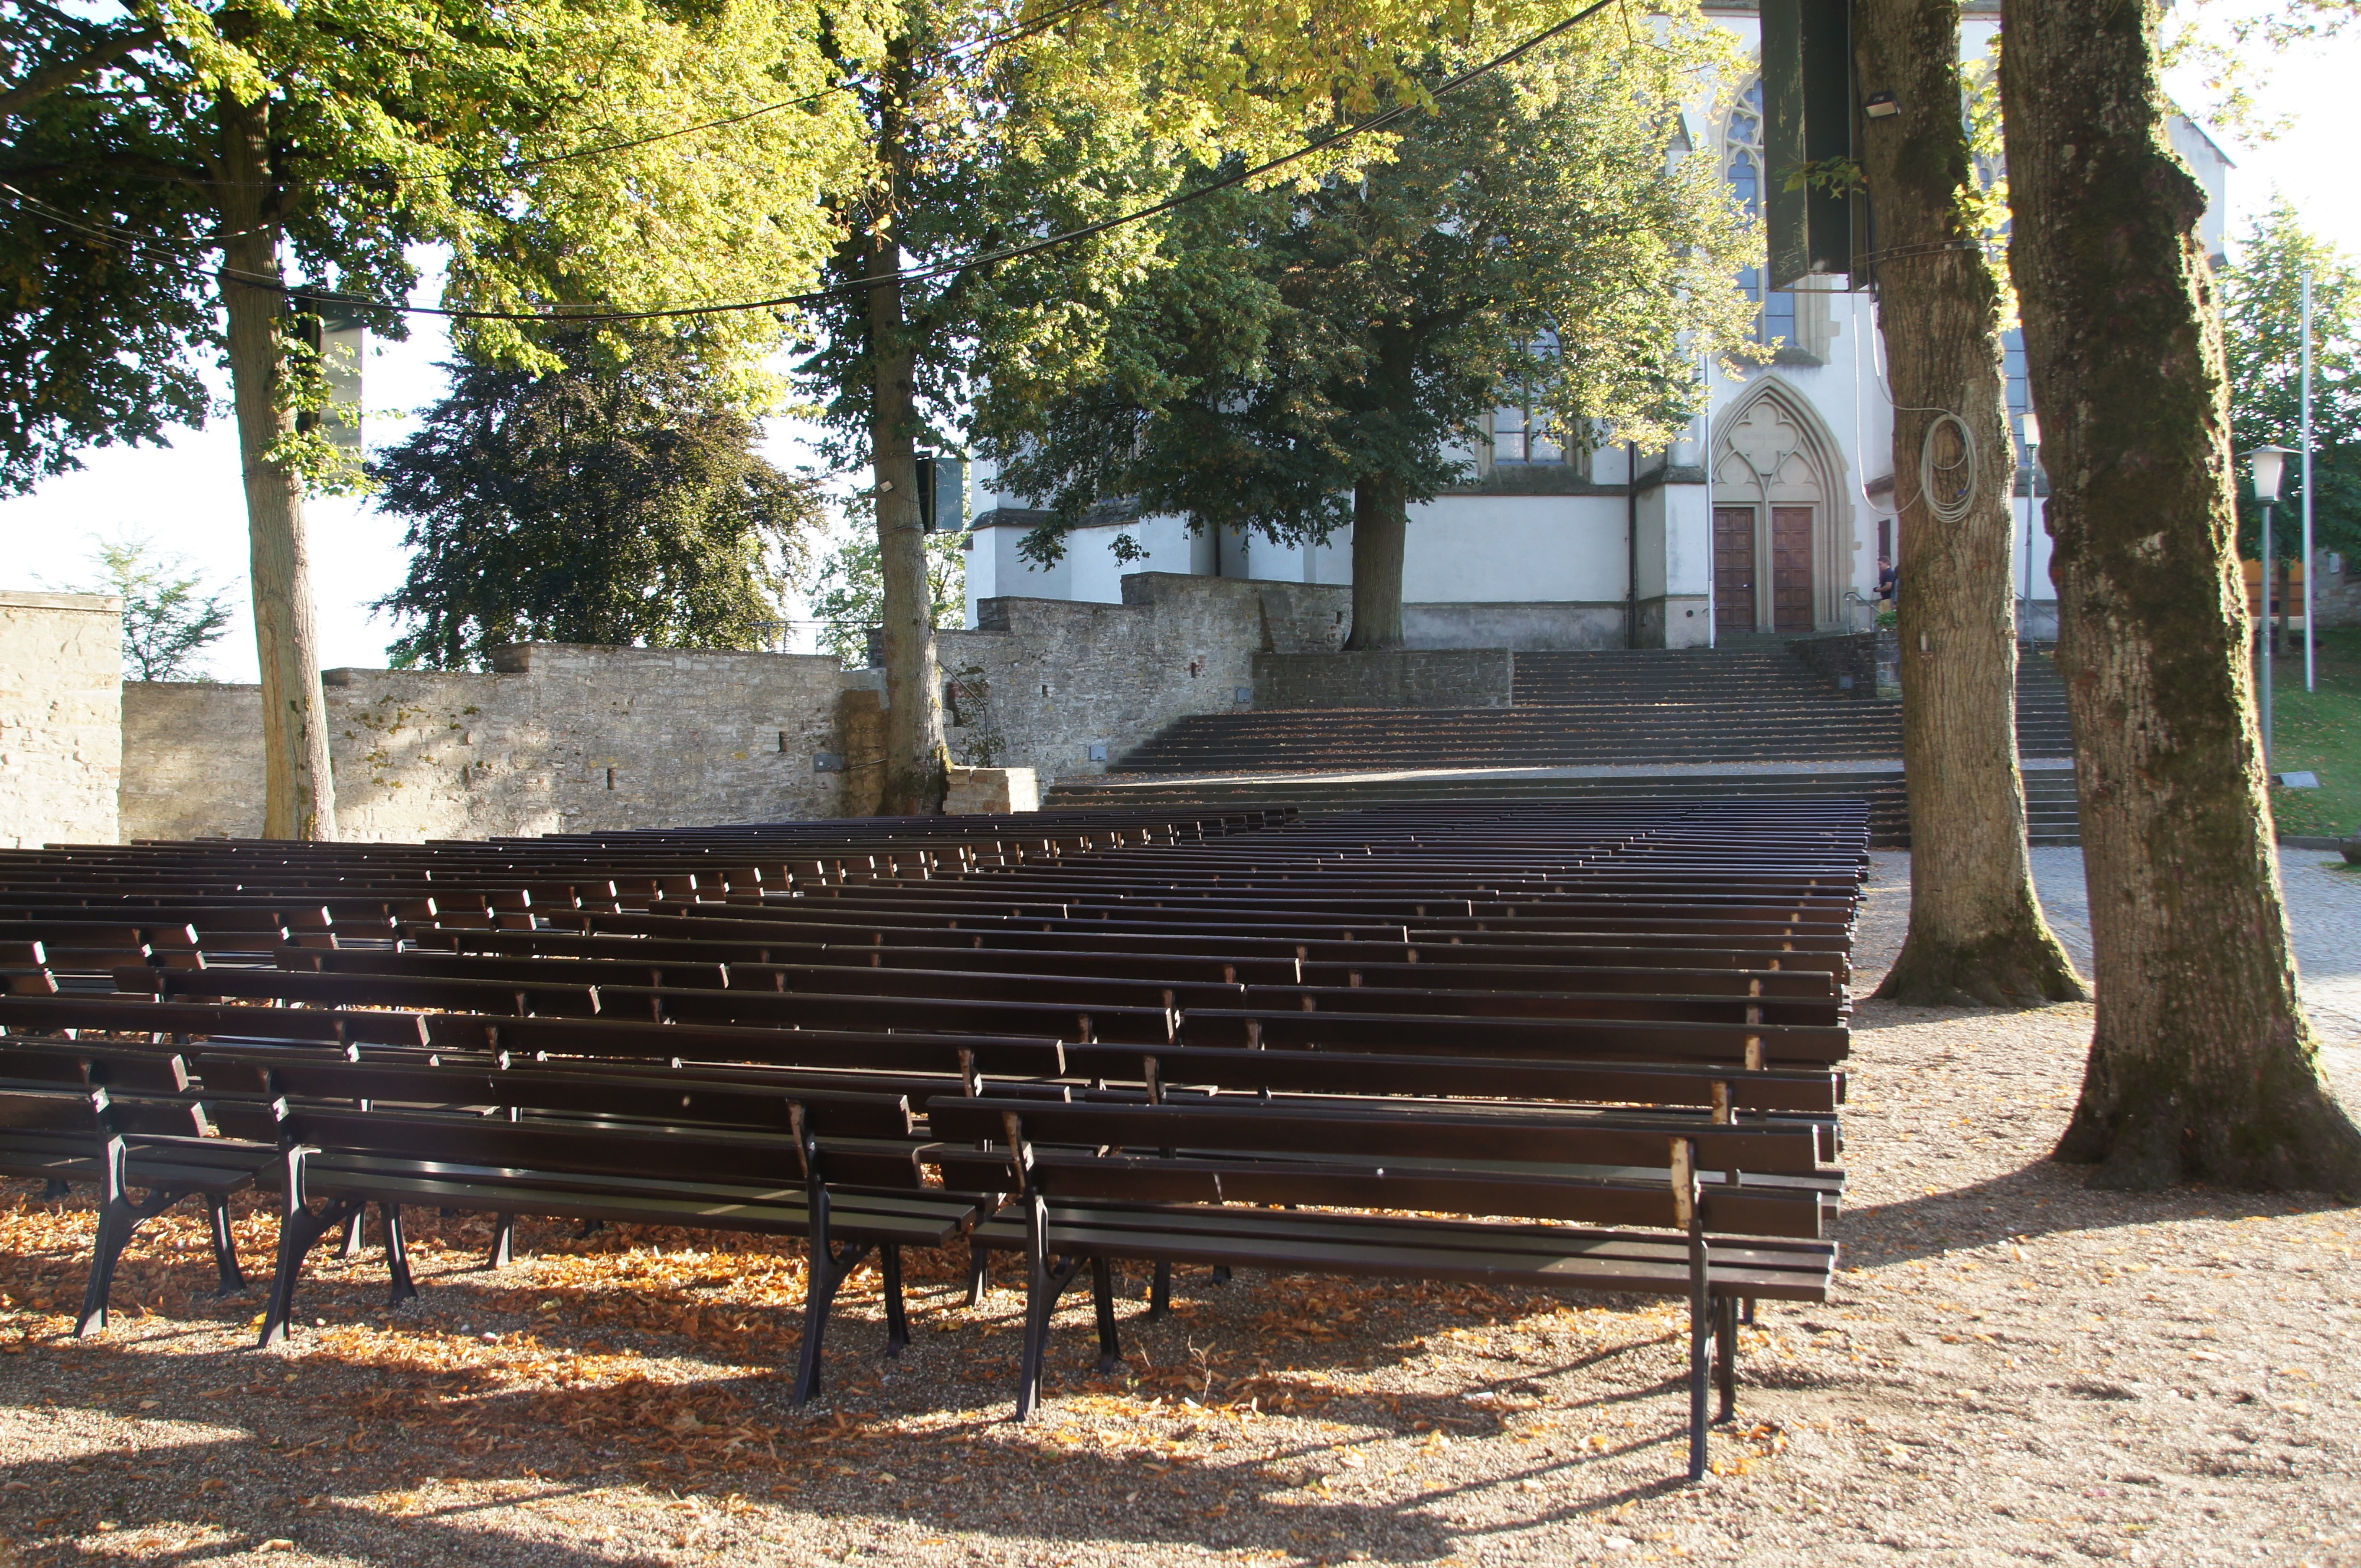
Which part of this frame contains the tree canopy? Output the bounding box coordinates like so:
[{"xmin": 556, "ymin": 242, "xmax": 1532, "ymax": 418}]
[
  {"xmin": 2223, "ymin": 201, "xmax": 2361, "ymax": 562},
  {"xmin": 968, "ymin": 14, "xmax": 1757, "ymax": 647},
  {"xmin": 373, "ymin": 330, "xmax": 823, "ymax": 670},
  {"xmin": 68, "ymin": 531, "xmax": 237, "ymax": 682},
  {"xmin": 2, "ymin": 0, "xmax": 862, "ymax": 490},
  {"xmin": 4, "ymin": 0, "xmax": 866, "ymax": 836},
  {"xmin": 807, "ymin": 526, "xmax": 969, "ymax": 669}
]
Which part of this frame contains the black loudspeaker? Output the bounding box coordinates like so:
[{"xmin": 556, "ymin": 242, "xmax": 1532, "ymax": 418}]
[
  {"xmin": 914, "ymin": 455, "xmax": 967, "ymax": 532},
  {"xmin": 1761, "ymin": 0, "xmax": 1871, "ymax": 291}
]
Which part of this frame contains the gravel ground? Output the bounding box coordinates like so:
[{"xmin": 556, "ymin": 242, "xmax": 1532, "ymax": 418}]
[{"xmin": 2, "ymin": 854, "xmax": 2357, "ymax": 1567}]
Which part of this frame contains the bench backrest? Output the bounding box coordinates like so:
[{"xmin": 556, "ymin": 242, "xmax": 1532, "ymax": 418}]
[{"xmin": 926, "ymin": 1095, "xmax": 1831, "ymax": 1240}]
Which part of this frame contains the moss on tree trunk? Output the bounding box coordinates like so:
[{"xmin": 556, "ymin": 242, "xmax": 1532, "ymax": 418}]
[
  {"xmin": 2002, "ymin": 0, "xmax": 2361, "ymax": 1190},
  {"xmin": 1858, "ymin": 0, "xmax": 2081, "ymax": 1006}
]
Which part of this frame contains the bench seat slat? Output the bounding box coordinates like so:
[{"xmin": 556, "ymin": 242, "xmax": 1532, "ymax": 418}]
[
  {"xmin": 301, "ymin": 1163, "xmax": 972, "ymax": 1247},
  {"xmin": 970, "ymin": 1208, "xmax": 1833, "ymax": 1301},
  {"xmin": 117, "ymin": 1157, "xmax": 261, "ymax": 1196}
]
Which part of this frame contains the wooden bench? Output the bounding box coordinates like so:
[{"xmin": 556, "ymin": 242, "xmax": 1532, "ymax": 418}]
[
  {"xmin": 0, "ymin": 1038, "xmax": 270, "ymax": 1332},
  {"xmin": 924, "ymin": 1093, "xmax": 1839, "ymax": 1480},
  {"xmin": 195, "ymin": 1054, "xmax": 982, "ymax": 1400}
]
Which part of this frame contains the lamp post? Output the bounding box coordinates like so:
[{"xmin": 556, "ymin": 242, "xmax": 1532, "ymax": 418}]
[
  {"xmin": 2250, "ymin": 443, "xmax": 2297, "ymax": 770},
  {"xmin": 2020, "ymin": 411, "xmax": 2040, "ymax": 643},
  {"xmin": 2303, "ymin": 269, "xmax": 2316, "ymax": 692}
]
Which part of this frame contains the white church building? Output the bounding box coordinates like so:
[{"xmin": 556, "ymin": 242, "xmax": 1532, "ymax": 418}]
[{"xmin": 964, "ymin": 5, "xmax": 2233, "ymax": 650}]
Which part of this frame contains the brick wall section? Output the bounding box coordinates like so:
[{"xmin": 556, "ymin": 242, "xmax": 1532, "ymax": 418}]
[
  {"xmin": 939, "ymin": 572, "xmax": 1351, "ymax": 785},
  {"xmin": 0, "ymin": 591, "xmax": 123, "ymax": 847},
  {"xmin": 122, "ymin": 644, "xmax": 872, "ymax": 842},
  {"xmin": 1252, "ymin": 649, "xmax": 1515, "ymax": 709}
]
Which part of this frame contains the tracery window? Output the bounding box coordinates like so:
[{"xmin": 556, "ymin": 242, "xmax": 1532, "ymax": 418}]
[
  {"xmin": 1487, "ymin": 329, "xmax": 1577, "ymax": 467},
  {"xmin": 1725, "ymin": 78, "xmax": 1796, "ymax": 350},
  {"xmin": 1490, "ymin": 405, "xmax": 1567, "ymax": 464}
]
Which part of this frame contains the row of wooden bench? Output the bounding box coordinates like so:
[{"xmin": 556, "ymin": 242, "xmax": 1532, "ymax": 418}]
[
  {"xmin": 0, "ymin": 800, "xmax": 1866, "ymax": 1479},
  {"xmin": 0, "ymin": 1014, "xmax": 1839, "ymax": 1474}
]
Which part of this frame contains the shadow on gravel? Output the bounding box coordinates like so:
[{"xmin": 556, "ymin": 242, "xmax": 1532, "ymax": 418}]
[
  {"xmin": 1, "ymin": 1194, "xmax": 1729, "ymax": 1565},
  {"xmin": 1839, "ymin": 1160, "xmax": 2360, "ymax": 1268}
]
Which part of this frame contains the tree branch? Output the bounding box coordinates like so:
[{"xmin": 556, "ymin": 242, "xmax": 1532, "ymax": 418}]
[{"xmin": 0, "ymin": 18, "xmax": 162, "ymax": 122}]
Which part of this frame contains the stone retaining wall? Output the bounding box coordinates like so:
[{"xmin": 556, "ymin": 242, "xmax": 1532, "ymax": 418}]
[
  {"xmin": 0, "ymin": 591, "xmax": 123, "ymax": 847},
  {"xmin": 122, "ymin": 644, "xmax": 871, "ymax": 842},
  {"xmin": 937, "ymin": 572, "xmax": 1351, "ymax": 783},
  {"xmin": 110, "ymin": 573, "xmax": 1326, "ymax": 839}
]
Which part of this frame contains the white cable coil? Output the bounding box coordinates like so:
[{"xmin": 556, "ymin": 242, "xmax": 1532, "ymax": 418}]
[{"xmin": 1919, "ymin": 410, "xmax": 1979, "ymax": 525}]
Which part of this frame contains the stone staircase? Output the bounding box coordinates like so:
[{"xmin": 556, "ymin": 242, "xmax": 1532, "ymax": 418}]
[{"xmin": 1049, "ymin": 642, "xmax": 2082, "ymax": 847}]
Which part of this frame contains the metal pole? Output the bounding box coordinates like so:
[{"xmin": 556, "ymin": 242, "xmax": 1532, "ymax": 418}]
[
  {"xmin": 2303, "ymin": 268, "xmax": 2316, "ymax": 692},
  {"xmin": 2022, "ymin": 454, "xmax": 2035, "ymax": 642},
  {"xmin": 2262, "ymin": 500, "xmax": 2275, "ymax": 770},
  {"xmin": 1700, "ymin": 355, "xmax": 1716, "ymax": 650}
]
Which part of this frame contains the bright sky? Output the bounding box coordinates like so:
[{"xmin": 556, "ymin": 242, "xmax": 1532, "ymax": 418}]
[{"xmin": 0, "ymin": 6, "xmax": 2351, "ymax": 683}]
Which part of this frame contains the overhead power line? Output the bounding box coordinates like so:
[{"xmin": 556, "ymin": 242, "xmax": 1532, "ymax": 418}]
[{"xmin": 2, "ymin": 0, "xmax": 1620, "ymax": 325}]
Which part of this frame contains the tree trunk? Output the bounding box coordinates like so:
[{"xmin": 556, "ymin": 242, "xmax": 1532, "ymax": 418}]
[
  {"xmin": 2001, "ymin": 0, "xmax": 2361, "ymax": 1190},
  {"xmin": 863, "ymin": 85, "xmax": 945, "ymax": 817},
  {"xmin": 1344, "ymin": 473, "xmax": 1408, "ymax": 651},
  {"xmin": 218, "ymin": 90, "xmax": 336, "ymax": 841},
  {"xmin": 1857, "ymin": 0, "xmax": 2082, "ymax": 1006}
]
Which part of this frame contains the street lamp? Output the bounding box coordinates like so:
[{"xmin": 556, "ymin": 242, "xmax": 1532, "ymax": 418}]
[
  {"xmin": 2020, "ymin": 412, "xmax": 2040, "ymax": 643},
  {"xmin": 2250, "ymin": 443, "xmax": 2298, "ymax": 768}
]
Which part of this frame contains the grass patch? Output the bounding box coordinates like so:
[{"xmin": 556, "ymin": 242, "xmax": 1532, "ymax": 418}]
[{"xmin": 2262, "ymin": 626, "xmax": 2361, "ymax": 839}]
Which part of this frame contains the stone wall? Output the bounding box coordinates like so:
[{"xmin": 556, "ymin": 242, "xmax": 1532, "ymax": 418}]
[
  {"xmin": 939, "ymin": 572, "xmax": 1350, "ymax": 784},
  {"xmin": 112, "ymin": 573, "xmax": 1353, "ymax": 838},
  {"xmin": 1252, "ymin": 648, "xmax": 1515, "ymax": 709},
  {"xmin": 2308, "ymin": 552, "xmax": 2361, "ymax": 629},
  {"xmin": 123, "ymin": 644, "xmax": 873, "ymax": 842},
  {"xmin": 1784, "ymin": 631, "xmax": 1883, "ymax": 700},
  {"xmin": 0, "ymin": 591, "xmax": 123, "ymax": 847},
  {"xmin": 1401, "ymin": 603, "xmax": 1627, "ymax": 652}
]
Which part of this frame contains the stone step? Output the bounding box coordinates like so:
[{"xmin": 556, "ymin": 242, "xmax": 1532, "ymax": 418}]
[{"xmin": 1049, "ymin": 767, "xmax": 2084, "ymax": 847}]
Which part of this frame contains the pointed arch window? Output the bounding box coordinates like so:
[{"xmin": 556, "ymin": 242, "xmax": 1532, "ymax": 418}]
[
  {"xmin": 1725, "ymin": 78, "xmax": 1796, "ymax": 350},
  {"xmin": 1486, "ymin": 328, "xmax": 1584, "ymax": 469}
]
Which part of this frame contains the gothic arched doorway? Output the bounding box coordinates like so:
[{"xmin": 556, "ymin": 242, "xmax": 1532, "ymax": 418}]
[{"xmin": 1711, "ymin": 381, "xmax": 1846, "ymax": 635}]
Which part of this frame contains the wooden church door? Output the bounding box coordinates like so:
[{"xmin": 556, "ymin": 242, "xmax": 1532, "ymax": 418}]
[
  {"xmin": 1770, "ymin": 505, "xmax": 1815, "ymax": 632},
  {"xmin": 1713, "ymin": 506, "xmax": 1757, "ymax": 634}
]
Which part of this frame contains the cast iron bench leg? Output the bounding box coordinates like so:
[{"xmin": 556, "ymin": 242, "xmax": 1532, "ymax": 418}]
[
  {"xmin": 382, "ymin": 1203, "xmax": 417, "ymax": 1304},
  {"xmin": 260, "ymin": 1160, "xmax": 359, "ymax": 1348},
  {"xmin": 1686, "ymin": 1236, "xmax": 1712, "ymax": 1482},
  {"xmin": 76, "ymin": 1143, "xmax": 179, "ymax": 1337},
  {"xmin": 486, "ymin": 1213, "xmax": 514, "ymax": 1271},
  {"xmin": 1209, "ymin": 1265, "xmax": 1232, "ymax": 1287},
  {"xmin": 208, "ymin": 1196, "xmax": 247, "ymax": 1295},
  {"xmin": 1148, "ymin": 1260, "xmax": 1172, "ymax": 1320},
  {"xmin": 39, "ymin": 1178, "xmax": 69, "ymax": 1202},
  {"xmin": 1091, "ymin": 1256, "xmax": 1121, "ymax": 1373},
  {"xmin": 881, "ymin": 1244, "xmax": 910, "ymax": 1359},
  {"xmin": 339, "ymin": 1207, "xmax": 366, "ymax": 1260},
  {"xmin": 966, "ymin": 1239, "xmax": 989, "ymax": 1307},
  {"xmin": 1714, "ymin": 1296, "xmax": 1738, "ymax": 1424},
  {"xmin": 74, "ymin": 1201, "xmax": 132, "ymax": 1337},
  {"xmin": 1015, "ymin": 1195, "xmax": 1083, "ymax": 1423},
  {"xmin": 791, "ymin": 1188, "xmax": 872, "ymax": 1405}
]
